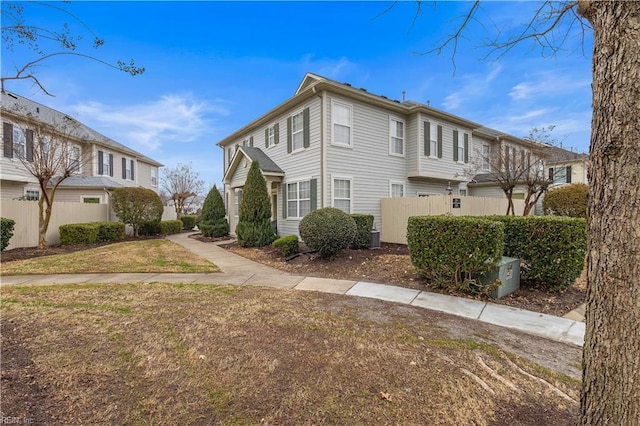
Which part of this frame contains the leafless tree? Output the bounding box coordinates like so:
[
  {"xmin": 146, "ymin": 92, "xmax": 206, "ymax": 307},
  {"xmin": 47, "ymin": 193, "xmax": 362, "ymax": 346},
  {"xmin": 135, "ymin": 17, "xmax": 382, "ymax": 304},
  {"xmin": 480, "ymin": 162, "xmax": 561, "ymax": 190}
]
[
  {"xmin": 11, "ymin": 117, "xmax": 92, "ymax": 248},
  {"xmin": 413, "ymin": 1, "xmax": 640, "ymax": 423},
  {"xmin": 161, "ymin": 163, "xmax": 204, "ymax": 220},
  {"xmin": 1, "ymin": 1, "xmax": 144, "ymax": 96}
]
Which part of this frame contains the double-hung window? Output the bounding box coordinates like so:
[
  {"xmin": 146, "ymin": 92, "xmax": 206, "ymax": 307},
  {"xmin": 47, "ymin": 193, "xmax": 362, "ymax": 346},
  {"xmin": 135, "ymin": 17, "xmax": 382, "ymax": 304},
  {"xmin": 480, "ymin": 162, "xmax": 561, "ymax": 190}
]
[
  {"xmin": 123, "ymin": 157, "xmax": 134, "ymax": 180},
  {"xmin": 25, "ymin": 189, "xmax": 39, "ymax": 201},
  {"xmin": 12, "ymin": 127, "xmax": 26, "ymax": 158},
  {"xmin": 333, "ymin": 178, "xmax": 352, "ymax": 213},
  {"xmin": 482, "ymin": 144, "xmax": 490, "ymax": 171},
  {"xmin": 69, "ymin": 145, "xmax": 80, "ymax": 173},
  {"xmin": 291, "ymin": 111, "xmax": 304, "ymax": 151},
  {"xmin": 457, "ymin": 140, "xmax": 465, "ymax": 163},
  {"xmin": 98, "ymin": 149, "xmax": 112, "ymax": 176},
  {"xmin": 390, "ymin": 181, "xmax": 405, "ymax": 198},
  {"xmin": 287, "ymin": 181, "xmax": 311, "ymax": 219},
  {"xmin": 332, "ymin": 102, "xmax": 352, "ymax": 147},
  {"xmin": 267, "ymin": 126, "xmax": 275, "ymax": 147},
  {"xmin": 429, "ymin": 122, "xmax": 437, "ymax": 157},
  {"xmin": 389, "ymin": 118, "xmax": 404, "ymax": 156},
  {"xmin": 151, "ymin": 168, "xmax": 158, "ymax": 186}
]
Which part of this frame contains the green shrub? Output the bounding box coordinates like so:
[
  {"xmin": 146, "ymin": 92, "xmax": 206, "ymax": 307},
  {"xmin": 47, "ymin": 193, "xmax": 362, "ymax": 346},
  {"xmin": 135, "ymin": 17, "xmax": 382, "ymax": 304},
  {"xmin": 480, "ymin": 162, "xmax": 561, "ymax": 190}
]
[
  {"xmin": 200, "ymin": 220, "xmax": 230, "ymax": 238},
  {"xmin": 180, "ymin": 215, "xmax": 197, "ymax": 230},
  {"xmin": 138, "ymin": 220, "xmax": 161, "ymax": 236},
  {"xmin": 236, "ymin": 161, "xmax": 276, "ymax": 247},
  {"xmin": 159, "ymin": 220, "xmax": 183, "ymax": 235},
  {"xmin": 350, "ymin": 214, "xmax": 374, "ymax": 249},
  {"xmin": 199, "ymin": 185, "xmax": 229, "ymax": 238},
  {"xmin": 59, "ymin": 223, "xmax": 99, "ymax": 245},
  {"xmin": 273, "ymin": 235, "xmax": 299, "ymax": 258},
  {"xmin": 299, "ymin": 207, "xmax": 356, "ymax": 259},
  {"xmin": 111, "ymin": 187, "xmax": 164, "ymax": 236},
  {"xmin": 543, "ymin": 183, "xmax": 588, "ymax": 218},
  {"xmin": 488, "ymin": 215, "xmax": 586, "ymax": 291},
  {"xmin": 407, "ymin": 216, "xmax": 505, "ymax": 291},
  {"xmin": 1, "ymin": 218, "xmax": 16, "ymax": 251},
  {"xmin": 95, "ymin": 222, "xmax": 125, "ymax": 242}
]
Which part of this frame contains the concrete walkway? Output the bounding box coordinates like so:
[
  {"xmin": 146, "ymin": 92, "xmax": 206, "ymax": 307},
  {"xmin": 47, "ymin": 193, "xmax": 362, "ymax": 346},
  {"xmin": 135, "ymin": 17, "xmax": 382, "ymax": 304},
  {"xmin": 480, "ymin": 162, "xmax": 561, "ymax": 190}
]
[{"xmin": 0, "ymin": 232, "xmax": 585, "ymax": 347}]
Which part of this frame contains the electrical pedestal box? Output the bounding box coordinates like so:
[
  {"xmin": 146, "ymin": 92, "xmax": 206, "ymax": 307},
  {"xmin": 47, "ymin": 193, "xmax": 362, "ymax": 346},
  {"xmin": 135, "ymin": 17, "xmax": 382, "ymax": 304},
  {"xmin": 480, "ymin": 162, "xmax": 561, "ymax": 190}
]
[{"xmin": 477, "ymin": 256, "xmax": 521, "ymax": 299}]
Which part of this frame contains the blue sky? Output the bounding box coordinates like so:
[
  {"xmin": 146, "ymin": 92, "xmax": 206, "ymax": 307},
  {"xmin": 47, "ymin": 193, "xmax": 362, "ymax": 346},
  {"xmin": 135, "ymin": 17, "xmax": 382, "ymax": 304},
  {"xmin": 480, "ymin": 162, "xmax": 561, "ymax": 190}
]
[{"xmin": 2, "ymin": 1, "xmax": 593, "ymax": 190}]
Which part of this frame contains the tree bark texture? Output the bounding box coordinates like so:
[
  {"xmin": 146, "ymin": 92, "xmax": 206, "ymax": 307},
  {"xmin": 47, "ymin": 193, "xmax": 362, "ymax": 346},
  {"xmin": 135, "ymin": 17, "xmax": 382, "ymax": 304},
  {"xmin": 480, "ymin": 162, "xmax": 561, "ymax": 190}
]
[{"xmin": 579, "ymin": 1, "xmax": 640, "ymax": 424}]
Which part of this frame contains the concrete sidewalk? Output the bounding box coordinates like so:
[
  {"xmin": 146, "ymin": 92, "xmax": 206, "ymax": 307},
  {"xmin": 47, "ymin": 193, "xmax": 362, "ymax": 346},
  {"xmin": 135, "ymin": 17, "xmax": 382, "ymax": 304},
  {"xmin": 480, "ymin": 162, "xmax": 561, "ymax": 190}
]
[{"xmin": 0, "ymin": 232, "xmax": 585, "ymax": 347}]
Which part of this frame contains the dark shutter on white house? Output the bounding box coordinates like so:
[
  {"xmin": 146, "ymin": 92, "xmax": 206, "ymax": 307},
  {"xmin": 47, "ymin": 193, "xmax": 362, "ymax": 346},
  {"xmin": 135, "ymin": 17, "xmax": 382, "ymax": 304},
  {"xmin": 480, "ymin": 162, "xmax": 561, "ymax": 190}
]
[
  {"xmin": 565, "ymin": 165, "xmax": 572, "ymax": 183},
  {"xmin": 282, "ymin": 184, "xmax": 287, "ymax": 219},
  {"xmin": 265, "ymin": 128, "xmax": 269, "ymax": 148},
  {"xmin": 310, "ymin": 179, "xmax": 317, "ymax": 212},
  {"xmin": 437, "ymin": 125, "xmax": 443, "ymax": 159},
  {"xmin": 287, "ymin": 117, "xmax": 292, "ymax": 153},
  {"xmin": 130, "ymin": 160, "xmax": 135, "ymax": 181},
  {"xmin": 464, "ymin": 133, "xmax": 469, "ymax": 163},
  {"xmin": 274, "ymin": 122, "xmax": 279, "ymax": 144},
  {"xmin": 3, "ymin": 122, "xmax": 13, "ymax": 158},
  {"xmin": 25, "ymin": 129, "xmax": 33, "ymax": 162},
  {"xmin": 109, "ymin": 153, "xmax": 114, "ymax": 177},
  {"xmin": 303, "ymin": 107, "xmax": 310, "ymax": 148},
  {"xmin": 98, "ymin": 151, "xmax": 104, "ymax": 175},
  {"xmin": 453, "ymin": 130, "xmax": 459, "ymax": 162},
  {"xmin": 549, "ymin": 168, "xmax": 554, "ymax": 181},
  {"xmin": 423, "ymin": 122, "xmax": 430, "ymax": 156},
  {"xmin": 122, "ymin": 158, "xmax": 127, "ymax": 179}
]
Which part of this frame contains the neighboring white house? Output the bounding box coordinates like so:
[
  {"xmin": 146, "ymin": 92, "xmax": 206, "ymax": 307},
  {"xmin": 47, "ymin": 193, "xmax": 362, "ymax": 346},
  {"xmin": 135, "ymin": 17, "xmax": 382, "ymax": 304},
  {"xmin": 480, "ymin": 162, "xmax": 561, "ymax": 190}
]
[
  {"xmin": 544, "ymin": 145, "xmax": 589, "ymax": 188},
  {"xmin": 1, "ymin": 91, "xmax": 163, "ymax": 204},
  {"xmin": 217, "ymin": 73, "xmax": 545, "ymax": 237}
]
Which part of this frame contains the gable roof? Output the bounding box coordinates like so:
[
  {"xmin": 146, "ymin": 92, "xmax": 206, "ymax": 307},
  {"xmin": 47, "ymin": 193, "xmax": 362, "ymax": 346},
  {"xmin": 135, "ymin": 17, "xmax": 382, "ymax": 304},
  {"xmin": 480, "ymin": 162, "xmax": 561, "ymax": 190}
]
[
  {"xmin": 223, "ymin": 146, "xmax": 284, "ymax": 184},
  {"xmin": 50, "ymin": 175, "xmax": 124, "ymax": 189},
  {"xmin": 544, "ymin": 145, "xmax": 588, "ymax": 164},
  {"xmin": 1, "ymin": 91, "xmax": 163, "ymax": 167}
]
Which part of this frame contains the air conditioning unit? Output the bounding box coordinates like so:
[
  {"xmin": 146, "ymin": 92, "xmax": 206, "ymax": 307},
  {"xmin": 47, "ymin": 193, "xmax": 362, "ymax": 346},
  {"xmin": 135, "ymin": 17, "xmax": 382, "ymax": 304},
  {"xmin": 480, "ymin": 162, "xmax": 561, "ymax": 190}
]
[{"xmin": 369, "ymin": 230, "xmax": 381, "ymax": 249}]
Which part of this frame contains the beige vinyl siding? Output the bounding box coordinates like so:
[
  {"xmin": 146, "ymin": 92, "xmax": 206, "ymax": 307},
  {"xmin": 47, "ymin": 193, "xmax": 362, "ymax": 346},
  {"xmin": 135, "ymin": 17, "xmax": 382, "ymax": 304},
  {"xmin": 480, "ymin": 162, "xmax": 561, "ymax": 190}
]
[
  {"xmin": 136, "ymin": 161, "xmax": 158, "ymax": 191},
  {"xmin": 418, "ymin": 113, "xmax": 473, "ymax": 181},
  {"xmin": 470, "ymin": 183, "xmax": 529, "ymax": 199},
  {"xmin": 0, "ymin": 181, "xmax": 31, "ymax": 199},
  {"xmin": 405, "ymin": 113, "xmax": 419, "ymax": 175},
  {"xmin": 54, "ymin": 188, "xmax": 109, "ymax": 203},
  {"xmin": 229, "ymin": 161, "xmax": 250, "ymax": 188}
]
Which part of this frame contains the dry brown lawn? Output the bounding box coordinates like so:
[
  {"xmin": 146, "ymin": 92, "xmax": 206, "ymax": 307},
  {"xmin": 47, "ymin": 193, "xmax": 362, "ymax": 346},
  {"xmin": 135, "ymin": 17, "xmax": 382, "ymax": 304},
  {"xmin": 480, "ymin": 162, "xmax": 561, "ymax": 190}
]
[
  {"xmin": 0, "ymin": 240, "xmax": 219, "ymax": 275},
  {"xmin": 1, "ymin": 282, "xmax": 580, "ymax": 425}
]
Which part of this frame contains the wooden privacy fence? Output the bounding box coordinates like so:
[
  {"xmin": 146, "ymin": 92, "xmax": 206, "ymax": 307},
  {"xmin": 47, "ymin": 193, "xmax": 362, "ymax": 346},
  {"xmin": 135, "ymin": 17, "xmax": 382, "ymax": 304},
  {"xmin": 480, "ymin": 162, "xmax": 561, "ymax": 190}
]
[
  {"xmin": 381, "ymin": 195, "xmax": 526, "ymax": 244},
  {"xmin": 1, "ymin": 199, "xmax": 110, "ymax": 249}
]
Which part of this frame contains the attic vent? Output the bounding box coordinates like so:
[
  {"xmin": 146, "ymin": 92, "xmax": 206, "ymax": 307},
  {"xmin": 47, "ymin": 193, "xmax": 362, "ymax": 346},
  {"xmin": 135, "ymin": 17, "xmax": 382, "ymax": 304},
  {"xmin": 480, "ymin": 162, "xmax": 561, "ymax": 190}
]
[
  {"xmin": 8, "ymin": 93, "xmax": 17, "ymax": 99},
  {"xmin": 381, "ymin": 95, "xmax": 388, "ymax": 99},
  {"xmin": 36, "ymin": 107, "xmax": 40, "ymax": 113},
  {"xmin": 344, "ymin": 83, "xmax": 351, "ymax": 87},
  {"xmin": 359, "ymin": 88, "xmax": 367, "ymax": 92},
  {"xmin": 63, "ymin": 115, "xmax": 74, "ymax": 121},
  {"xmin": 393, "ymin": 100, "xmax": 400, "ymax": 103}
]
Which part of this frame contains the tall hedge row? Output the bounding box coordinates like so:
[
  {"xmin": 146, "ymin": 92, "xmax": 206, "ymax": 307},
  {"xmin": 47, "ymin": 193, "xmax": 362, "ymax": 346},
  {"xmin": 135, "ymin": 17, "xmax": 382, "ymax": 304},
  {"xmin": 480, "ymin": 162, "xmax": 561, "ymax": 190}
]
[
  {"xmin": 407, "ymin": 216, "xmax": 505, "ymax": 290},
  {"xmin": 487, "ymin": 216, "xmax": 587, "ymax": 291},
  {"xmin": 59, "ymin": 222, "xmax": 126, "ymax": 245}
]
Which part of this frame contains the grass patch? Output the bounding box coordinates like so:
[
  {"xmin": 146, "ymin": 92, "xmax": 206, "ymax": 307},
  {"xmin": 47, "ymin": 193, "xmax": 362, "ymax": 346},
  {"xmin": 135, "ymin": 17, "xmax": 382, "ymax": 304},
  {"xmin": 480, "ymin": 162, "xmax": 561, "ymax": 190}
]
[
  {"xmin": 0, "ymin": 240, "xmax": 219, "ymax": 275},
  {"xmin": 1, "ymin": 283, "xmax": 580, "ymax": 425}
]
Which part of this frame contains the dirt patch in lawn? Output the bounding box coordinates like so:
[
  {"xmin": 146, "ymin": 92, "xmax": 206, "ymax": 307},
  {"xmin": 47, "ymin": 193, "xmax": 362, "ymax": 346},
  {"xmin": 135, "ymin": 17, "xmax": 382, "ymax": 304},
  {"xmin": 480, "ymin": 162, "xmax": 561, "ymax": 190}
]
[
  {"xmin": 1, "ymin": 283, "xmax": 580, "ymax": 425},
  {"xmin": 218, "ymin": 239, "xmax": 586, "ymax": 317}
]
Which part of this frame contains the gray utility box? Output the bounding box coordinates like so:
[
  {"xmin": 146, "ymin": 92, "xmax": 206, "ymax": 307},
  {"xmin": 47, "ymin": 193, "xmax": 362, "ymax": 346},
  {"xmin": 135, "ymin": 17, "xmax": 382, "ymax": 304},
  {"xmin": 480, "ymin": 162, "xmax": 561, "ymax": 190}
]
[
  {"xmin": 370, "ymin": 230, "xmax": 381, "ymax": 249},
  {"xmin": 476, "ymin": 256, "xmax": 521, "ymax": 299}
]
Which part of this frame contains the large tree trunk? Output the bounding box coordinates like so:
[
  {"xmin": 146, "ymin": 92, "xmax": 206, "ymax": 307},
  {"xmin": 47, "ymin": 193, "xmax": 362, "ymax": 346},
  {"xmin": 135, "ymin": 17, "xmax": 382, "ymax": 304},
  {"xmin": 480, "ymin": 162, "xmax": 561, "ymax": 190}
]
[{"xmin": 579, "ymin": 1, "xmax": 640, "ymax": 424}]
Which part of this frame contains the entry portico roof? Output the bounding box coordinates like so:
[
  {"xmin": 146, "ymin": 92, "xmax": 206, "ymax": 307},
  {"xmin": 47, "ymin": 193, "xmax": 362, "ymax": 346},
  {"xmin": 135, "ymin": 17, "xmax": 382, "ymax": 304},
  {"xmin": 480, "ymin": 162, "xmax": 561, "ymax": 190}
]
[{"xmin": 223, "ymin": 146, "xmax": 284, "ymax": 185}]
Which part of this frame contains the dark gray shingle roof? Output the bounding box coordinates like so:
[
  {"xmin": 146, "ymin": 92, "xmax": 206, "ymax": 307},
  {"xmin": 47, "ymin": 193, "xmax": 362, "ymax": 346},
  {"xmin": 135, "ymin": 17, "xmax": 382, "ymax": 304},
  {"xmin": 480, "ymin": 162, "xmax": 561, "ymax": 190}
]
[
  {"xmin": 239, "ymin": 146, "xmax": 284, "ymax": 174},
  {"xmin": 51, "ymin": 175, "xmax": 124, "ymax": 189},
  {"xmin": 544, "ymin": 145, "xmax": 588, "ymax": 163}
]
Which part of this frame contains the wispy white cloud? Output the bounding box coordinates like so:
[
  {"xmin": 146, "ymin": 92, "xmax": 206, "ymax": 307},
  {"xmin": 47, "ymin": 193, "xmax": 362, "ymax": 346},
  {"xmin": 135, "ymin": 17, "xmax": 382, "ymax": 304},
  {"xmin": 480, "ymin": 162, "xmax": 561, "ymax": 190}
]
[
  {"xmin": 442, "ymin": 63, "xmax": 503, "ymax": 110},
  {"xmin": 69, "ymin": 94, "xmax": 227, "ymax": 151},
  {"xmin": 509, "ymin": 72, "xmax": 591, "ymax": 101}
]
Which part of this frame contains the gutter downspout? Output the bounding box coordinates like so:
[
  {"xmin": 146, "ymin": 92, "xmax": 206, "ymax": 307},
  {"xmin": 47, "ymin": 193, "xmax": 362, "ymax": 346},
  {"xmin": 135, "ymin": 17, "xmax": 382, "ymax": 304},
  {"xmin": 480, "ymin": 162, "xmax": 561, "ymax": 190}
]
[{"xmin": 316, "ymin": 87, "xmax": 327, "ymax": 208}]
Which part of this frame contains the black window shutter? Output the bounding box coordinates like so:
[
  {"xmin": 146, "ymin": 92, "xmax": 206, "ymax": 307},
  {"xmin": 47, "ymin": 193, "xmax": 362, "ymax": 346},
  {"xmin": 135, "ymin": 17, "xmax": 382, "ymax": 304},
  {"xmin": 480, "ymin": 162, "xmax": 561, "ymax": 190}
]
[
  {"xmin": 122, "ymin": 158, "xmax": 127, "ymax": 179},
  {"xmin": 265, "ymin": 128, "xmax": 269, "ymax": 148},
  {"xmin": 437, "ymin": 125, "xmax": 443, "ymax": 159},
  {"xmin": 453, "ymin": 130, "xmax": 459, "ymax": 162},
  {"xmin": 98, "ymin": 151, "xmax": 104, "ymax": 175},
  {"xmin": 274, "ymin": 122, "xmax": 279, "ymax": 144},
  {"xmin": 250, "ymin": 136, "xmax": 254, "ymax": 147},
  {"xmin": 565, "ymin": 165, "xmax": 572, "ymax": 183},
  {"xmin": 131, "ymin": 160, "xmax": 135, "ymax": 181},
  {"xmin": 282, "ymin": 184, "xmax": 288, "ymax": 218},
  {"xmin": 504, "ymin": 146, "xmax": 510, "ymax": 170},
  {"xmin": 303, "ymin": 107, "xmax": 310, "ymax": 148},
  {"xmin": 3, "ymin": 122, "xmax": 13, "ymax": 158},
  {"xmin": 109, "ymin": 153, "xmax": 114, "ymax": 177},
  {"xmin": 464, "ymin": 133, "xmax": 469, "ymax": 163},
  {"xmin": 423, "ymin": 122, "xmax": 430, "ymax": 156},
  {"xmin": 310, "ymin": 179, "xmax": 317, "ymax": 212},
  {"xmin": 287, "ymin": 117, "xmax": 292, "ymax": 153},
  {"xmin": 549, "ymin": 168, "xmax": 554, "ymax": 180},
  {"xmin": 26, "ymin": 129, "xmax": 34, "ymax": 162}
]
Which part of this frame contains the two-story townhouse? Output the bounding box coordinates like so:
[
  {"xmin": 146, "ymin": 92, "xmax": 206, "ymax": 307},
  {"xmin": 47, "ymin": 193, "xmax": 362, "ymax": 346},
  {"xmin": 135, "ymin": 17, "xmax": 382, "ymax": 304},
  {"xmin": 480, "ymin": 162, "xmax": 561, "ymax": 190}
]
[
  {"xmin": 1, "ymin": 92, "xmax": 163, "ymax": 204},
  {"xmin": 218, "ymin": 73, "xmax": 541, "ymax": 237}
]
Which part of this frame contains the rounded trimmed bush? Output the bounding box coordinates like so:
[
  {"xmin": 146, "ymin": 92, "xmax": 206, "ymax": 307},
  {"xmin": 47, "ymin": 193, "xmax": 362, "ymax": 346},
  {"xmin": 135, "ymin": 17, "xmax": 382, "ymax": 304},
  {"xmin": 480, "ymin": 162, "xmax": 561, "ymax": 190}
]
[
  {"xmin": 299, "ymin": 207, "xmax": 356, "ymax": 259},
  {"xmin": 273, "ymin": 235, "xmax": 299, "ymax": 258},
  {"xmin": 180, "ymin": 215, "xmax": 197, "ymax": 230},
  {"xmin": 350, "ymin": 214, "xmax": 374, "ymax": 249},
  {"xmin": 543, "ymin": 183, "xmax": 588, "ymax": 218}
]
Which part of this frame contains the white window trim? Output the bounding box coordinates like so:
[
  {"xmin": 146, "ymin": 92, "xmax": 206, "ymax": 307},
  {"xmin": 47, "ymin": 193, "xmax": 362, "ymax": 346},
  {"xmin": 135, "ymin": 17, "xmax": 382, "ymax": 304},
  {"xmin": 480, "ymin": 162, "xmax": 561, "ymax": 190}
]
[
  {"xmin": 12, "ymin": 127, "xmax": 26, "ymax": 159},
  {"xmin": 151, "ymin": 168, "xmax": 158, "ymax": 187},
  {"xmin": 267, "ymin": 124, "xmax": 276, "ymax": 148},
  {"xmin": 456, "ymin": 133, "xmax": 466, "ymax": 165},
  {"xmin": 482, "ymin": 143, "xmax": 490, "ymax": 171},
  {"xmin": 389, "ymin": 117, "xmax": 405, "ymax": 157},
  {"xmin": 331, "ymin": 176, "xmax": 353, "ymax": 214},
  {"xmin": 81, "ymin": 195, "xmax": 102, "ymax": 204},
  {"xmin": 285, "ymin": 177, "xmax": 313, "ymax": 219},
  {"xmin": 428, "ymin": 121, "xmax": 438, "ymax": 159},
  {"xmin": 331, "ymin": 100, "xmax": 353, "ymax": 148},
  {"xmin": 389, "ymin": 180, "xmax": 406, "ymax": 198},
  {"xmin": 291, "ymin": 110, "xmax": 305, "ymax": 153},
  {"xmin": 69, "ymin": 144, "xmax": 81, "ymax": 174},
  {"xmin": 24, "ymin": 189, "xmax": 40, "ymax": 201},
  {"xmin": 124, "ymin": 157, "xmax": 133, "ymax": 181}
]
